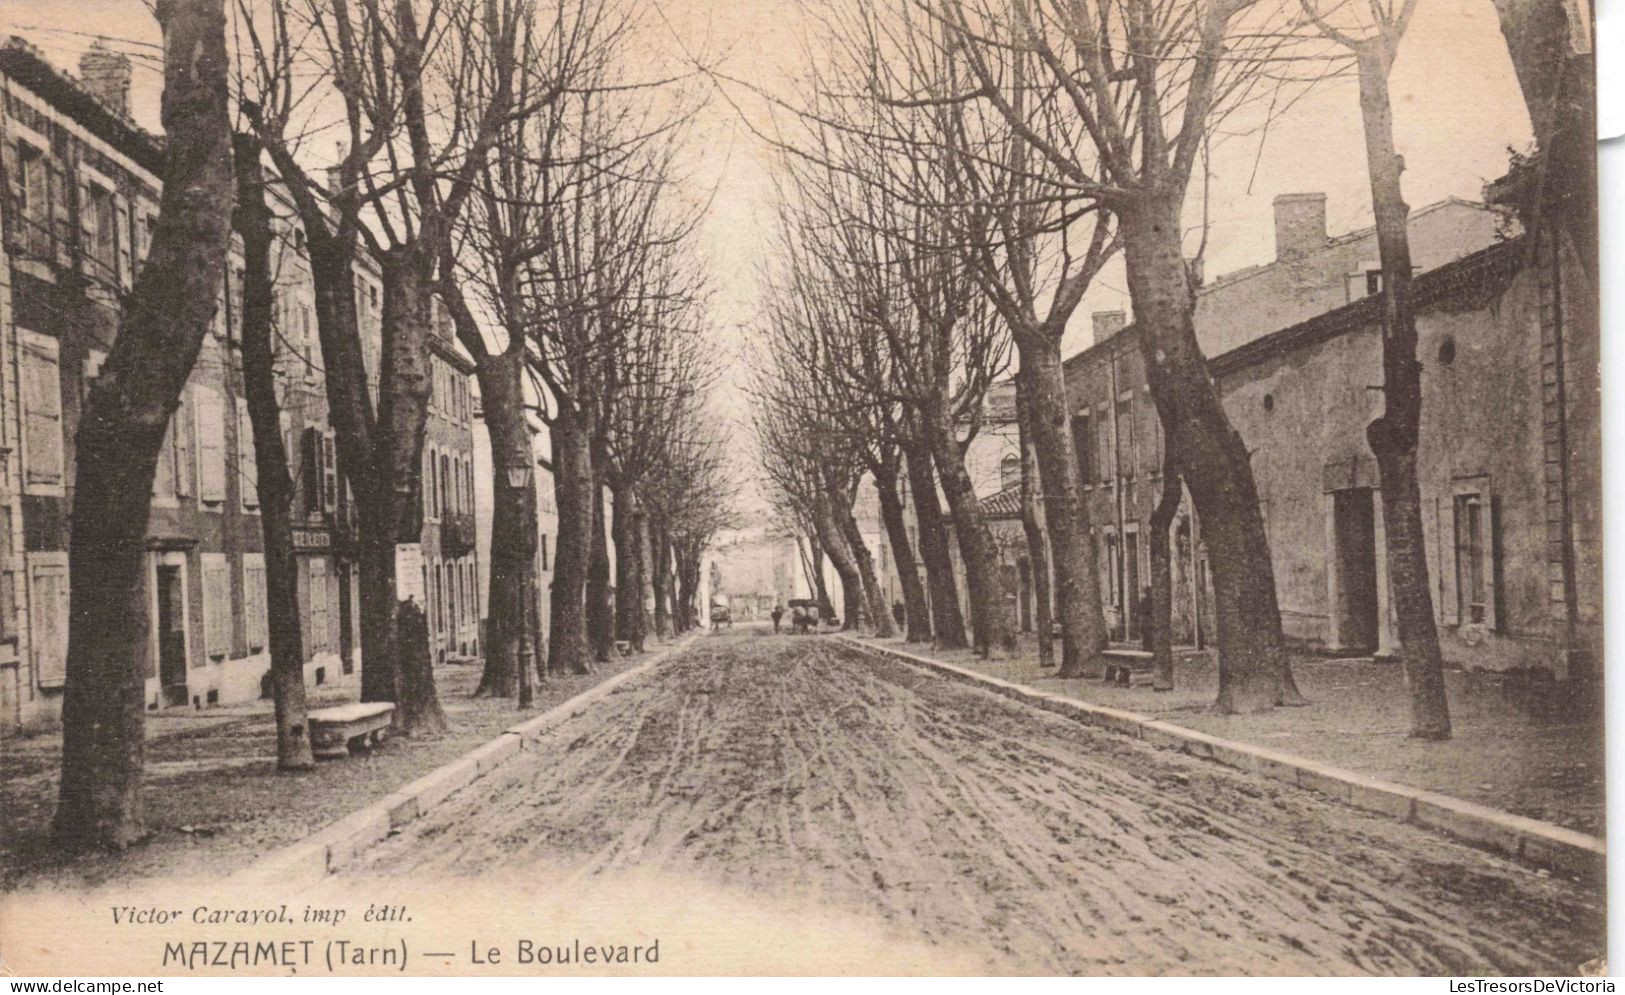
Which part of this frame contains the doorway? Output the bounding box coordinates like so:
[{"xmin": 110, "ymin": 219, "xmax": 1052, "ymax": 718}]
[
  {"xmin": 1333, "ymin": 488, "xmax": 1379, "ymax": 652},
  {"xmin": 156, "ymin": 563, "xmax": 188, "ymax": 707}
]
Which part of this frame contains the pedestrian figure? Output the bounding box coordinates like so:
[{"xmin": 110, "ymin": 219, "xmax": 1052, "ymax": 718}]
[{"xmin": 772, "ymin": 604, "xmax": 784, "ymax": 633}]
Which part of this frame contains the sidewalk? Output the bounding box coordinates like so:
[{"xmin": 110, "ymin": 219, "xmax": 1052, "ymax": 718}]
[
  {"xmin": 856, "ymin": 634, "xmax": 1604, "ymax": 838},
  {"xmin": 0, "ymin": 642, "xmax": 673, "ymax": 891}
]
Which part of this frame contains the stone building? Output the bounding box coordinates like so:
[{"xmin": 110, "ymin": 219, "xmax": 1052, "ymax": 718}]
[
  {"xmin": 1055, "ymin": 194, "xmax": 1598, "ymax": 674},
  {"xmin": 0, "ymin": 38, "xmax": 482, "ymax": 735}
]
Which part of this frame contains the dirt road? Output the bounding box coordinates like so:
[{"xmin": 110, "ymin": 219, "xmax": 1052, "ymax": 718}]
[{"xmin": 347, "ymin": 632, "xmax": 1604, "ymax": 975}]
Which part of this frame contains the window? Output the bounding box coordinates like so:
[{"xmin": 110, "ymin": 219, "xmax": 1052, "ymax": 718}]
[
  {"xmin": 194, "ymin": 387, "xmax": 227, "ymax": 504},
  {"xmin": 441, "ymin": 454, "xmax": 451, "ymax": 517},
  {"xmin": 20, "ymin": 332, "xmax": 63, "ymax": 494},
  {"xmin": 202, "ymin": 553, "xmax": 231, "ymax": 660},
  {"xmin": 426, "ymin": 448, "xmax": 439, "ymax": 519},
  {"xmin": 29, "ymin": 553, "xmax": 69, "ymax": 688},
  {"xmin": 1365, "ymin": 269, "xmax": 1383, "ymax": 297},
  {"xmin": 237, "ymin": 399, "xmax": 258, "ymax": 510},
  {"xmin": 1455, "ymin": 494, "xmax": 1488, "ymax": 626},
  {"xmin": 1071, "ymin": 413, "xmax": 1093, "ymax": 483},
  {"xmin": 1116, "ymin": 395, "xmax": 1136, "ymax": 480},
  {"xmin": 540, "ymin": 533, "xmax": 549, "ymax": 572},
  {"xmin": 300, "ymin": 304, "xmax": 316, "ymax": 380},
  {"xmin": 160, "ymin": 389, "xmax": 193, "ymax": 499},
  {"xmin": 81, "ymin": 180, "xmax": 116, "ymax": 277},
  {"xmin": 1000, "ymin": 453, "xmax": 1021, "ymax": 491},
  {"xmin": 15, "ymin": 142, "xmax": 52, "ymax": 259},
  {"xmin": 243, "ymin": 554, "xmax": 267, "ymax": 653},
  {"xmin": 1097, "ymin": 408, "xmax": 1113, "ymax": 484},
  {"xmin": 322, "ymin": 430, "xmax": 337, "ymax": 514}
]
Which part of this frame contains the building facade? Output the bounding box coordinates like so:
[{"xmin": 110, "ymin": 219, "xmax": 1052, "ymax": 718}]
[
  {"xmin": 1052, "ymin": 194, "xmax": 1598, "ymax": 674},
  {"xmin": 0, "ymin": 39, "xmax": 483, "ymax": 736}
]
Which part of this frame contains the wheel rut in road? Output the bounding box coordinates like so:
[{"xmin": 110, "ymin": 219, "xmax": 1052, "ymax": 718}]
[{"xmin": 349, "ymin": 633, "xmax": 1604, "ymax": 975}]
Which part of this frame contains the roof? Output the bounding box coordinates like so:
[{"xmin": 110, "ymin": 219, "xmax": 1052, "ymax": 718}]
[
  {"xmin": 1063, "ymin": 197, "xmax": 1499, "ymax": 375},
  {"xmin": 982, "ymin": 482, "xmax": 1024, "ymax": 521},
  {"xmin": 0, "ymin": 37, "xmax": 164, "ymax": 176},
  {"xmin": 1210, "ymin": 237, "xmax": 1523, "ymax": 379}
]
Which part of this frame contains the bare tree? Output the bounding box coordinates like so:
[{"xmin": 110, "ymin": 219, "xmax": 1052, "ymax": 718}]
[
  {"xmin": 920, "ymin": 0, "xmax": 1315, "ymax": 710},
  {"xmin": 54, "ymin": 0, "xmax": 236, "ymax": 850},
  {"xmin": 1300, "ymin": 0, "xmax": 1449, "ymax": 738},
  {"xmin": 233, "ymin": 128, "xmax": 314, "ymax": 767},
  {"xmin": 241, "ymin": 0, "xmax": 532, "ymax": 732}
]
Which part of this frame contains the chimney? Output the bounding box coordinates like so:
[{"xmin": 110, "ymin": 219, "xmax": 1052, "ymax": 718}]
[
  {"xmin": 78, "ymin": 43, "xmax": 132, "ymax": 118},
  {"xmin": 1091, "ymin": 309, "xmax": 1127, "ymax": 345},
  {"xmin": 1273, "ymin": 192, "xmax": 1327, "ymax": 261}
]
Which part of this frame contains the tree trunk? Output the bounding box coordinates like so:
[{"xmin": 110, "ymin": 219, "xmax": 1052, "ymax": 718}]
[
  {"xmin": 587, "ymin": 474, "xmax": 614, "ymax": 662},
  {"xmin": 636, "ymin": 511, "xmax": 654, "ymax": 649},
  {"xmin": 474, "ymin": 346, "xmax": 537, "ymax": 698},
  {"xmin": 805, "ymin": 538, "xmax": 835, "ymax": 622},
  {"xmin": 1013, "ymin": 372, "xmax": 1054, "ymax": 669},
  {"xmin": 1120, "ymin": 197, "xmax": 1302, "ymax": 713},
  {"xmin": 54, "ymin": 0, "xmax": 234, "ymax": 850},
  {"xmin": 1017, "ymin": 344, "xmax": 1108, "ymax": 676},
  {"xmin": 612, "ymin": 485, "xmax": 647, "ymax": 652},
  {"xmin": 904, "ymin": 442, "xmax": 966, "ymax": 648},
  {"xmin": 1356, "ymin": 45, "xmax": 1451, "ymax": 739},
  {"xmin": 376, "ymin": 249, "xmax": 446, "ymax": 734},
  {"xmin": 814, "ymin": 490, "xmax": 864, "ymax": 629},
  {"xmin": 547, "ymin": 406, "xmax": 593, "ymax": 674},
  {"xmin": 874, "ymin": 468, "xmax": 931, "ymax": 642},
  {"xmin": 924, "ymin": 403, "xmax": 1016, "ymax": 656},
  {"xmin": 650, "ymin": 518, "xmax": 671, "ymax": 637},
  {"xmin": 837, "ymin": 498, "xmax": 894, "ymax": 637},
  {"xmin": 1149, "ymin": 449, "xmax": 1183, "ymax": 692},
  {"xmin": 234, "ymin": 131, "xmax": 314, "ymax": 770}
]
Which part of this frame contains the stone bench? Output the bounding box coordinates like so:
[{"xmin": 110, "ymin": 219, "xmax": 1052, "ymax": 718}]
[
  {"xmin": 1103, "ymin": 648, "xmax": 1156, "ymax": 687},
  {"xmin": 307, "ymin": 702, "xmax": 395, "ymax": 760}
]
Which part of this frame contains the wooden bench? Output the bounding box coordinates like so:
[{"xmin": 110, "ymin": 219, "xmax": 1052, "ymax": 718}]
[
  {"xmin": 1102, "ymin": 648, "xmax": 1157, "ymax": 688},
  {"xmin": 307, "ymin": 702, "xmax": 395, "ymax": 760}
]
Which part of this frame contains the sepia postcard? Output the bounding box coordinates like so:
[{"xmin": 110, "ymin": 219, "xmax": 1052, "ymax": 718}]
[{"xmin": 0, "ymin": 0, "xmax": 1606, "ymax": 979}]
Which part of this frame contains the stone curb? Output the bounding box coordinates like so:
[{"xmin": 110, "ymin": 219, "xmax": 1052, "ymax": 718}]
[
  {"xmin": 228, "ymin": 634, "xmax": 700, "ymax": 886},
  {"xmin": 840, "ymin": 635, "xmax": 1605, "ymax": 880}
]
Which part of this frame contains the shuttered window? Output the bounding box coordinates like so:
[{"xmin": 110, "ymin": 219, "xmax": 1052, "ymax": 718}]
[
  {"xmin": 202, "ymin": 554, "xmax": 230, "ymax": 659},
  {"xmin": 243, "ymin": 555, "xmax": 268, "ymax": 653},
  {"xmin": 309, "ymin": 558, "xmax": 330, "ymax": 652},
  {"xmin": 322, "ymin": 430, "xmax": 337, "ymax": 514},
  {"xmin": 194, "ymin": 387, "xmax": 227, "ymax": 504},
  {"xmin": 237, "ymin": 399, "xmax": 259, "ymax": 510},
  {"xmin": 20, "ymin": 333, "xmax": 63, "ymax": 492},
  {"xmin": 173, "ymin": 390, "xmax": 193, "ymax": 498},
  {"xmin": 29, "ymin": 554, "xmax": 69, "ymax": 688},
  {"xmin": 1071, "ymin": 413, "xmax": 1092, "ymax": 484}
]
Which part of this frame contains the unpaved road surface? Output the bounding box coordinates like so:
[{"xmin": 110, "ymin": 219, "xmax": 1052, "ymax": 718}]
[{"xmin": 348, "ymin": 633, "xmax": 1604, "ymax": 975}]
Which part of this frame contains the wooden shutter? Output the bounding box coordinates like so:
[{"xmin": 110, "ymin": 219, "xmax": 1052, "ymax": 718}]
[
  {"xmin": 300, "ymin": 428, "xmax": 321, "ymax": 513},
  {"xmin": 174, "ymin": 390, "xmax": 193, "ymax": 498},
  {"xmin": 195, "ymin": 388, "xmax": 226, "ymax": 503},
  {"xmin": 310, "ymin": 559, "xmax": 329, "ymax": 652},
  {"xmin": 243, "ymin": 558, "xmax": 267, "ymax": 652},
  {"xmin": 114, "ymin": 192, "xmax": 132, "ymax": 290},
  {"xmin": 20, "ymin": 338, "xmax": 63, "ymax": 489},
  {"xmin": 202, "ymin": 555, "xmax": 230, "ymax": 658},
  {"xmin": 322, "ymin": 430, "xmax": 337, "ymax": 514},
  {"xmin": 30, "ymin": 558, "xmax": 68, "ymax": 688},
  {"xmin": 237, "ymin": 398, "xmax": 258, "ymax": 510}
]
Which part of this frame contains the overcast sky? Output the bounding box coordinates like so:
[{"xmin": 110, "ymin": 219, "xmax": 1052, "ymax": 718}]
[{"xmin": 0, "ymin": 0, "xmax": 1534, "ymax": 518}]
